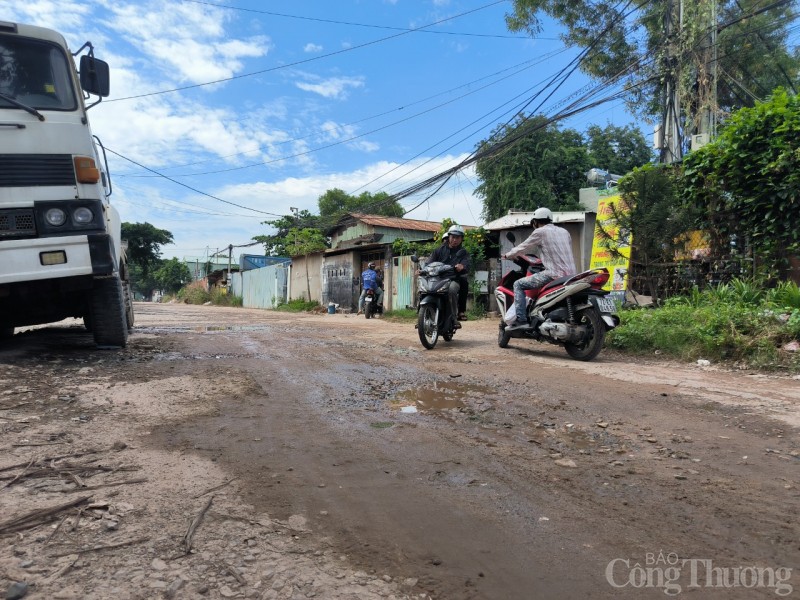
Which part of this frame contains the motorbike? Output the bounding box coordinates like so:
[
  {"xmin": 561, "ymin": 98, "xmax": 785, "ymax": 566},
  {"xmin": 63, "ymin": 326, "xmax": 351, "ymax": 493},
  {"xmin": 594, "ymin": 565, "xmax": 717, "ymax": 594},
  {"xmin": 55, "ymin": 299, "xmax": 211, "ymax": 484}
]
[
  {"xmin": 411, "ymin": 256, "xmax": 459, "ymax": 349},
  {"xmin": 364, "ymin": 288, "xmax": 383, "ymax": 319},
  {"xmin": 495, "ymin": 234, "xmax": 619, "ymax": 361}
]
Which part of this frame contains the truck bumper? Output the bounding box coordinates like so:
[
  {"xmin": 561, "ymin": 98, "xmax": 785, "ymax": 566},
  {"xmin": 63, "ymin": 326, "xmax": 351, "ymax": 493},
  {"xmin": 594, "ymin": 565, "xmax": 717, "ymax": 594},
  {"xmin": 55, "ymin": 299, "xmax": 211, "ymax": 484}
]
[{"xmin": 0, "ymin": 233, "xmax": 116, "ymax": 285}]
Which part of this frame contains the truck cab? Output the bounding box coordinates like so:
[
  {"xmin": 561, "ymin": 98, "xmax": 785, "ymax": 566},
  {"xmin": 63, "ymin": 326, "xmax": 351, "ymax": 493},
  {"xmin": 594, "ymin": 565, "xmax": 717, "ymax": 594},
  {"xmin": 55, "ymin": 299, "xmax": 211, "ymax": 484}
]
[{"xmin": 0, "ymin": 21, "xmax": 133, "ymax": 347}]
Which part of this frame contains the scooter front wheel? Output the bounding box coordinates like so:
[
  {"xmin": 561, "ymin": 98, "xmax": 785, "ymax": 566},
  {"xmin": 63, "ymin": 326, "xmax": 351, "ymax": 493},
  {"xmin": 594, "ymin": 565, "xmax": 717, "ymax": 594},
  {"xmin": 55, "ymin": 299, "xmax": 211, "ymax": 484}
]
[
  {"xmin": 498, "ymin": 324, "xmax": 511, "ymax": 348},
  {"xmin": 417, "ymin": 305, "xmax": 439, "ymax": 349}
]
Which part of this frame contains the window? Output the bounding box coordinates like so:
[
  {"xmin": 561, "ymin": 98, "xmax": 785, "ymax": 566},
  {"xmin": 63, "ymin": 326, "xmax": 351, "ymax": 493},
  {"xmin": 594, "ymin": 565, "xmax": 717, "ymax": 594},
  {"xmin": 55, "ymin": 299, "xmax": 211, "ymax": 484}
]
[{"xmin": 0, "ymin": 35, "xmax": 77, "ymax": 110}]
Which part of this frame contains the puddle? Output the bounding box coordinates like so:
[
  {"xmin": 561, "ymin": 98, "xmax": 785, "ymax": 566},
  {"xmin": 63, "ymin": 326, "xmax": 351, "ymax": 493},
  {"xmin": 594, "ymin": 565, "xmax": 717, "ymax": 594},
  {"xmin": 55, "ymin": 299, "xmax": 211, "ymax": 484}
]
[{"xmin": 392, "ymin": 381, "xmax": 492, "ymax": 412}]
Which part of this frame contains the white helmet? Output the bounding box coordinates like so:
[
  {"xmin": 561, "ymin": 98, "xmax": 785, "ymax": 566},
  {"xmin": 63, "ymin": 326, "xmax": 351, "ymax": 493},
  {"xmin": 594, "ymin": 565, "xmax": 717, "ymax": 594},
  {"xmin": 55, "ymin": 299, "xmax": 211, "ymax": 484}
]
[
  {"xmin": 531, "ymin": 207, "xmax": 553, "ymax": 222},
  {"xmin": 447, "ymin": 225, "xmax": 465, "ymax": 237}
]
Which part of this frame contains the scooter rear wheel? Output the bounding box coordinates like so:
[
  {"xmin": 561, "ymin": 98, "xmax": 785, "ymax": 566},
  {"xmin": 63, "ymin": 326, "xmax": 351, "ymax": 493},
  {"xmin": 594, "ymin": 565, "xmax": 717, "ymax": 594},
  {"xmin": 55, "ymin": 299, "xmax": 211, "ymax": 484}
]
[
  {"xmin": 417, "ymin": 305, "xmax": 438, "ymax": 349},
  {"xmin": 564, "ymin": 308, "xmax": 605, "ymax": 361}
]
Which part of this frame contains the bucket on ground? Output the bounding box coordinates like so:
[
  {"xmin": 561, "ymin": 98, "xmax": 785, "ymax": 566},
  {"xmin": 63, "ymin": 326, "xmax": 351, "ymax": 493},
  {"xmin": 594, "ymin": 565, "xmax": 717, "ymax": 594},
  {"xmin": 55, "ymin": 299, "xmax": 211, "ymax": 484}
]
[{"xmin": 327, "ymin": 302, "xmax": 336, "ymax": 314}]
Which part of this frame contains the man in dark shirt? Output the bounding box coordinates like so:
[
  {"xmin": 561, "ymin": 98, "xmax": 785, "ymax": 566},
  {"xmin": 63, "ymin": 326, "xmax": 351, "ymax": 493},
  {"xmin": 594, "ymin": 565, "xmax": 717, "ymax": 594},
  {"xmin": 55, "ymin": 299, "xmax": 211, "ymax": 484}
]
[{"xmin": 427, "ymin": 225, "xmax": 471, "ymax": 326}]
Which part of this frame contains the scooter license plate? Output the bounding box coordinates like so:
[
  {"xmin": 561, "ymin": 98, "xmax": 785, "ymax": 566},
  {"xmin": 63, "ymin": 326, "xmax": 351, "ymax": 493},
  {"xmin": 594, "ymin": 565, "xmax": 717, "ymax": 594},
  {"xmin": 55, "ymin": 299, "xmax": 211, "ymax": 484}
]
[{"xmin": 596, "ymin": 297, "xmax": 616, "ymax": 313}]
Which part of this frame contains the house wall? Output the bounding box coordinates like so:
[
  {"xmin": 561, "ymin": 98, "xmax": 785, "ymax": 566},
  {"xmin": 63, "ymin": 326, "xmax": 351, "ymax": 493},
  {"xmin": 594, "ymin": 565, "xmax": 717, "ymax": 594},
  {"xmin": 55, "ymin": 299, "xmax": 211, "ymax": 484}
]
[
  {"xmin": 289, "ymin": 254, "xmax": 323, "ymax": 302},
  {"xmin": 323, "ymin": 251, "xmax": 359, "ymax": 309}
]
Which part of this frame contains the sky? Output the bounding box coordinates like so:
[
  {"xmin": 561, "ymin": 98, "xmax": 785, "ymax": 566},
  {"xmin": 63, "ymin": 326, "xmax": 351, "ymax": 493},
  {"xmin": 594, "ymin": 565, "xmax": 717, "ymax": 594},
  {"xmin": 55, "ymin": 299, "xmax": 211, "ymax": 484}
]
[{"xmin": 4, "ymin": 0, "xmax": 639, "ymax": 262}]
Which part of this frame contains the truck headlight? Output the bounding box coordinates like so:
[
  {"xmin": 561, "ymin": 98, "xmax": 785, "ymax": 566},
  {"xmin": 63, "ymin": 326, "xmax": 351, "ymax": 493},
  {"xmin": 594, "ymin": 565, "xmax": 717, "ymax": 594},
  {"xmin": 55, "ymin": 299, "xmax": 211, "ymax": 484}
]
[
  {"xmin": 73, "ymin": 207, "xmax": 94, "ymax": 224},
  {"xmin": 45, "ymin": 208, "xmax": 67, "ymax": 226}
]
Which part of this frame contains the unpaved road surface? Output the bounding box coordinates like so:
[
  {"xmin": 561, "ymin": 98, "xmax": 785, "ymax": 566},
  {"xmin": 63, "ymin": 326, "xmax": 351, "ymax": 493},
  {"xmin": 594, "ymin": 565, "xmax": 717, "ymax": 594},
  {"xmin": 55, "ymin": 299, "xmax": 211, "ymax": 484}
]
[{"xmin": 1, "ymin": 302, "xmax": 799, "ymax": 600}]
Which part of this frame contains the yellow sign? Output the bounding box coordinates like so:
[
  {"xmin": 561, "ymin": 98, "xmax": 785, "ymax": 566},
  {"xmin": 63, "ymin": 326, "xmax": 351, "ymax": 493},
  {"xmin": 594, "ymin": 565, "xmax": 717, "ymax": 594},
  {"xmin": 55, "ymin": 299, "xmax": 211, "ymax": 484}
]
[{"xmin": 589, "ymin": 194, "xmax": 632, "ymax": 298}]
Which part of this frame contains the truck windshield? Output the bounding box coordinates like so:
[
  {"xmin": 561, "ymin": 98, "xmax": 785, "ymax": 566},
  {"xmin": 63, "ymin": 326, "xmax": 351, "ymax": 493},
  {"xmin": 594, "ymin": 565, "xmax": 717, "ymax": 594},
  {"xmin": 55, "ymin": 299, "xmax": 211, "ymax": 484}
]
[{"xmin": 0, "ymin": 35, "xmax": 77, "ymax": 111}]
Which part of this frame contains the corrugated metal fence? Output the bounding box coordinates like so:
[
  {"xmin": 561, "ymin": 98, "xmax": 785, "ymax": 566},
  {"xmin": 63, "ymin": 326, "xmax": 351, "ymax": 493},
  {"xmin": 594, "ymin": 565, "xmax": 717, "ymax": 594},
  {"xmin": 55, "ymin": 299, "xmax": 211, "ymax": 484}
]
[{"xmin": 231, "ymin": 264, "xmax": 289, "ymax": 309}]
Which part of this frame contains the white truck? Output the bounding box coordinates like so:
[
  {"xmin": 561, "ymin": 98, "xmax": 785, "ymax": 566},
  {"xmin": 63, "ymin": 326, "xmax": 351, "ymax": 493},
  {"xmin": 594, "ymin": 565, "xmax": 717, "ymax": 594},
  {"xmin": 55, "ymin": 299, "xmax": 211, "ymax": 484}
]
[{"xmin": 0, "ymin": 21, "xmax": 133, "ymax": 347}]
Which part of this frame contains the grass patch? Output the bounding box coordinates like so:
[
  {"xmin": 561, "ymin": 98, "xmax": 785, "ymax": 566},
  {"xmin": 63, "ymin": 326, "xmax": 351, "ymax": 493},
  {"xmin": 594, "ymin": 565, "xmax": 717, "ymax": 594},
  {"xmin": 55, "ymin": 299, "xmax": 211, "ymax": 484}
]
[
  {"xmin": 382, "ymin": 308, "xmax": 418, "ymax": 322},
  {"xmin": 608, "ymin": 279, "xmax": 800, "ymax": 372},
  {"xmin": 274, "ymin": 299, "xmax": 320, "ymax": 312}
]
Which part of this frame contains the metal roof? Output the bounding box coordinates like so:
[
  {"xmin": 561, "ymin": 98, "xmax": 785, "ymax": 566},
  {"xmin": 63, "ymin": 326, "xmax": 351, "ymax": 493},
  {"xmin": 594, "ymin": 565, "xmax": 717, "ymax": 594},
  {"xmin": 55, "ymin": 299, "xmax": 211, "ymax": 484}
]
[
  {"xmin": 483, "ymin": 210, "xmax": 587, "ymax": 231},
  {"xmin": 343, "ymin": 213, "xmax": 443, "ymax": 233}
]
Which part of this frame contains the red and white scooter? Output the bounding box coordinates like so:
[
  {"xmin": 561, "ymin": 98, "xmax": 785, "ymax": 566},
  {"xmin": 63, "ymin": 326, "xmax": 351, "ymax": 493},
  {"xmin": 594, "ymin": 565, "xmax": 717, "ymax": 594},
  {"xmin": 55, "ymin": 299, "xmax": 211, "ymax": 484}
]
[{"xmin": 495, "ymin": 235, "xmax": 619, "ymax": 361}]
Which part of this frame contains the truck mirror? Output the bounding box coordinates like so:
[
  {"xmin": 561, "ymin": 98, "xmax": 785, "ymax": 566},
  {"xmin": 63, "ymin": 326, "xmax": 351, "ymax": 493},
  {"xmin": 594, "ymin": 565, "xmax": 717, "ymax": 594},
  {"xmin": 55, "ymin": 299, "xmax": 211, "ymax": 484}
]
[{"xmin": 79, "ymin": 55, "xmax": 110, "ymax": 97}]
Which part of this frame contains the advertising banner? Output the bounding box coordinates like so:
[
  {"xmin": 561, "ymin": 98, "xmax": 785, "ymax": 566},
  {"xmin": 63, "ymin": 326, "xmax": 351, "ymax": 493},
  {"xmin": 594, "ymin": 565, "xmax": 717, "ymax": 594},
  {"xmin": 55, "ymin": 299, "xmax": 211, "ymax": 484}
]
[{"xmin": 589, "ymin": 193, "xmax": 632, "ymax": 301}]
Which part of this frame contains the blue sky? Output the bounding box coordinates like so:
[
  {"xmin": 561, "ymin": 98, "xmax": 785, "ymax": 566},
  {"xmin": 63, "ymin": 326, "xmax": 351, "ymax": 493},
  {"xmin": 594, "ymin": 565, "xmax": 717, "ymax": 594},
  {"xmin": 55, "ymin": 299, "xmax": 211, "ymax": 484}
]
[{"xmin": 4, "ymin": 0, "xmax": 639, "ymax": 262}]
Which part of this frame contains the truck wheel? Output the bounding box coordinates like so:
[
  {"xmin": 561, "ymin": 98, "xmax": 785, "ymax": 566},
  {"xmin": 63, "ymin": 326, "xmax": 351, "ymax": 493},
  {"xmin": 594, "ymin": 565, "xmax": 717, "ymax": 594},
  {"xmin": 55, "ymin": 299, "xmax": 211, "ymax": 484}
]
[
  {"xmin": 90, "ymin": 277, "xmax": 128, "ymax": 348},
  {"xmin": 123, "ymin": 279, "xmax": 135, "ymax": 331}
]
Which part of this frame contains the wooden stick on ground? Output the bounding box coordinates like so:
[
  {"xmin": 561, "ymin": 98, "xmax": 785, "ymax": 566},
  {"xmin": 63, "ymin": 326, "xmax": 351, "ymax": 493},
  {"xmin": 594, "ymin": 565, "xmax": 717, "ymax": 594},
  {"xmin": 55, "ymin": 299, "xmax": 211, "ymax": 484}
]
[
  {"xmin": 0, "ymin": 495, "xmax": 92, "ymax": 535},
  {"xmin": 193, "ymin": 478, "xmax": 236, "ymax": 499},
  {"xmin": 183, "ymin": 496, "xmax": 213, "ymax": 554},
  {"xmin": 1, "ymin": 458, "xmax": 34, "ymax": 489},
  {"xmin": 49, "ymin": 536, "xmax": 150, "ymax": 559}
]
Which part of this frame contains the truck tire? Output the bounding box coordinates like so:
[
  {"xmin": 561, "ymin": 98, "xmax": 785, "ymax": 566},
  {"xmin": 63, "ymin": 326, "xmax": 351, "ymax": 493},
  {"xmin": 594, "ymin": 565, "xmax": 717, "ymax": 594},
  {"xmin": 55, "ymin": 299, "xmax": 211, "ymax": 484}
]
[
  {"xmin": 123, "ymin": 279, "xmax": 135, "ymax": 331},
  {"xmin": 90, "ymin": 277, "xmax": 128, "ymax": 348}
]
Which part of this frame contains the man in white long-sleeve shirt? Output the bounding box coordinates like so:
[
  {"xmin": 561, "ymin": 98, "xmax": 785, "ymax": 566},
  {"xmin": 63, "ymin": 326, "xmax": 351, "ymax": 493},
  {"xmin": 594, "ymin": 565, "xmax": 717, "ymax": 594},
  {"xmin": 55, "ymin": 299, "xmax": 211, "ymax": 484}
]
[{"xmin": 501, "ymin": 207, "xmax": 576, "ymax": 331}]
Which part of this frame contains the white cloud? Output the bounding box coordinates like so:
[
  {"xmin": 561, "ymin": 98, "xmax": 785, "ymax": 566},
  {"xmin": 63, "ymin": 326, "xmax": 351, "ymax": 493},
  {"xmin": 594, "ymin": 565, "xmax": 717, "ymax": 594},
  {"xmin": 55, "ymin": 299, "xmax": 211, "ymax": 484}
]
[
  {"xmin": 303, "ymin": 43, "xmax": 323, "ymax": 53},
  {"xmin": 295, "ymin": 75, "xmax": 365, "ymax": 99},
  {"xmin": 102, "ymin": 1, "xmax": 270, "ymax": 85}
]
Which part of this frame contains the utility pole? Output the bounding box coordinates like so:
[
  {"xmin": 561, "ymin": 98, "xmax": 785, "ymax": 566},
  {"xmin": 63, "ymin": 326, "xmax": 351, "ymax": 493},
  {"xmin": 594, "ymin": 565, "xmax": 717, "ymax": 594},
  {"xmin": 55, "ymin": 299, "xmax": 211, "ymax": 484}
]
[
  {"xmin": 695, "ymin": 0, "xmax": 718, "ymax": 147},
  {"xmin": 660, "ymin": 0, "xmax": 683, "ymax": 164},
  {"xmin": 227, "ymin": 244, "xmax": 233, "ymax": 290}
]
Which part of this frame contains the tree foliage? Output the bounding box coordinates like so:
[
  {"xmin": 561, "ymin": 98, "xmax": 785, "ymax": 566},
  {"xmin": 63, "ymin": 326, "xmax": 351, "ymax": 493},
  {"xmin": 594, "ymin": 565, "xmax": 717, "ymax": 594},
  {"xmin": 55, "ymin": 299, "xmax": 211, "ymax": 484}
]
[
  {"xmin": 602, "ymin": 164, "xmax": 693, "ymax": 302},
  {"xmin": 121, "ymin": 222, "xmax": 174, "ymax": 278},
  {"xmin": 253, "ymin": 189, "xmax": 404, "ymax": 256},
  {"xmin": 474, "ymin": 117, "xmax": 652, "ymax": 221},
  {"xmin": 153, "ymin": 258, "xmax": 193, "ymax": 294},
  {"xmin": 475, "ymin": 115, "xmax": 589, "ymax": 220},
  {"xmin": 505, "ymin": 0, "xmax": 799, "ymax": 125},
  {"xmin": 681, "ymin": 88, "xmax": 800, "ymax": 279},
  {"xmin": 586, "ymin": 124, "xmax": 653, "ymax": 174}
]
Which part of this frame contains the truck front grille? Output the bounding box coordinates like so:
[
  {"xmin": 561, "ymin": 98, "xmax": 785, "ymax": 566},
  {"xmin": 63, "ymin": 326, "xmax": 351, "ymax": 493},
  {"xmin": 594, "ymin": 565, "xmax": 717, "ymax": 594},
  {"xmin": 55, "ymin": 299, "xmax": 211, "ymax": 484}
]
[
  {"xmin": 0, "ymin": 209, "xmax": 37, "ymax": 238},
  {"xmin": 0, "ymin": 154, "xmax": 75, "ymax": 187}
]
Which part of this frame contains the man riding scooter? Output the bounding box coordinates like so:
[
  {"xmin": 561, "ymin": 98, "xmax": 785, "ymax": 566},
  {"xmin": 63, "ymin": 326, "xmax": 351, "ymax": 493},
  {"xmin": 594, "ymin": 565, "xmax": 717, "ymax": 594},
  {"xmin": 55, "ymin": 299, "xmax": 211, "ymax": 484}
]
[
  {"xmin": 502, "ymin": 208, "xmax": 576, "ymax": 331},
  {"xmin": 357, "ymin": 262, "xmax": 383, "ymax": 315}
]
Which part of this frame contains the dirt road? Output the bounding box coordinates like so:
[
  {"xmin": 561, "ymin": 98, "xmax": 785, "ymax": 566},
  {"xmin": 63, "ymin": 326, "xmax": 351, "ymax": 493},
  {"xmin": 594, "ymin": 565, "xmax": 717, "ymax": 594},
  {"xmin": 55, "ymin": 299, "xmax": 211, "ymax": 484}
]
[{"xmin": 1, "ymin": 303, "xmax": 798, "ymax": 599}]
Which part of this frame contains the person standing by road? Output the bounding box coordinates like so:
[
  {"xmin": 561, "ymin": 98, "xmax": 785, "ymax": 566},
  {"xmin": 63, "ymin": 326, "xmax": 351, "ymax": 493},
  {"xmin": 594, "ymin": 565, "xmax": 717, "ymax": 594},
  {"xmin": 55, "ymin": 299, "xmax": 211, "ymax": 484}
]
[{"xmin": 501, "ymin": 208, "xmax": 576, "ymax": 331}]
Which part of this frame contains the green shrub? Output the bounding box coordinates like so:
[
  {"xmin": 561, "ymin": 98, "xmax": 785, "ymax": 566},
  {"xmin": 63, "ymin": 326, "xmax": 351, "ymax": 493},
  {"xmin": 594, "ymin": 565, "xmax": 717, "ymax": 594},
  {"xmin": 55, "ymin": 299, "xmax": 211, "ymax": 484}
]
[
  {"xmin": 209, "ymin": 288, "xmax": 242, "ymax": 307},
  {"xmin": 609, "ymin": 292, "xmax": 800, "ymax": 371},
  {"xmin": 275, "ymin": 299, "xmax": 320, "ymax": 312},
  {"xmin": 177, "ymin": 281, "xmax": 211, "ymax": 305},
  {"xmin": 767, "ymin": 281, "xmax": 800, "ymax": 310}
]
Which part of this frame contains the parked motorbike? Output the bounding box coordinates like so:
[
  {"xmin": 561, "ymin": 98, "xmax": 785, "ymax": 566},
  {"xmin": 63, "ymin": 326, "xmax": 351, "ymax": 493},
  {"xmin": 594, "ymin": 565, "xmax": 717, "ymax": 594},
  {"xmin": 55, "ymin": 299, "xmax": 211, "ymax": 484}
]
[
  {"xmin": 411, "ymin": 256, "xmax": 459, "ymax": 349},
  {"xmin": 364, "ymin": 288, "xmax": 383, "ymax": 319},
  {"xmin": 495, "ymin": 234, "xmax": 619, "ymax": 361}
]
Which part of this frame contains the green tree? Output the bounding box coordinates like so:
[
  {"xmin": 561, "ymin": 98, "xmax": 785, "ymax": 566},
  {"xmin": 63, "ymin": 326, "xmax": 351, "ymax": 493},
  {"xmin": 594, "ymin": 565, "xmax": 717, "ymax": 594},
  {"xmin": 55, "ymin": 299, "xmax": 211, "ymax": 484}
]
[
  {"xmin": 128, "ymin": 262, "xmax": 159, "ymax": 300},
  {"xmin": 586, "ymin": 123, "xmax": 653, "ymax": 175},
  {"xmin": 681, "ymin": 89, "xmax": 800, "ymax": 279},
  {"xmin": 253, "ymin": 209, "xmax": 319, "ymax": 256},
  {"xmin": 474, "ymin": 114, "xmax": 588, "ymax": 221},
  {"xmin": 600, "ymin": 164, "xmax": 693, "ymax": 302},
  {"xmin": 153, "ymin": 258, "xmax": 193, "ymax": 295},
  {"xmin": 505, "ymin": 0, "xmax": 799, "ymax": 125},
  {"xmin": 122, "ymin": 222, "xmax": 174, "ymax": 279},
  {"xmin": 288, "ymin": 227, "xmax": 328, "ymax": 301},
  {"xmin": 318, "ymin": 189, "xmax": 404, "ymax": 226}
]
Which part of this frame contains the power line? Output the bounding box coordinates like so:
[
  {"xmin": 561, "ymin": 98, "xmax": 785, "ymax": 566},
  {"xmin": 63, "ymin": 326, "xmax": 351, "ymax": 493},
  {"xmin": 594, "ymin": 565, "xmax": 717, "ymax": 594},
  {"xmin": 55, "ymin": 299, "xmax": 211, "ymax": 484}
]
[
  {"xmin": 107, "ymin": 1, "xmax": 509, "ymax": 103},
  {"xmin": 181, "ymin": 0, "xmax": 541, "ymax": 39}
]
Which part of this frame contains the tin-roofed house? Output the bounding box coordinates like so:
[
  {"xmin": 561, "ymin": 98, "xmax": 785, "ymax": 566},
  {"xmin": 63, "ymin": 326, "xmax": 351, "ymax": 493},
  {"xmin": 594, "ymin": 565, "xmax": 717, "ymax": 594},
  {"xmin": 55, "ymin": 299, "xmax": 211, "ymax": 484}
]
[{"xmin": 288, "ymin": 213, "xmax": 444, "ymax": 312}]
